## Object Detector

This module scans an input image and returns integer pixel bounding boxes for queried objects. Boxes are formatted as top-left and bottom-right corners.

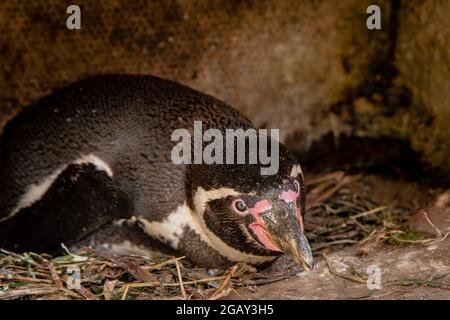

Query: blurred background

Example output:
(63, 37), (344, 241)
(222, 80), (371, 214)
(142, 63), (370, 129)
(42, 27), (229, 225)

(0, 0), (449, 179)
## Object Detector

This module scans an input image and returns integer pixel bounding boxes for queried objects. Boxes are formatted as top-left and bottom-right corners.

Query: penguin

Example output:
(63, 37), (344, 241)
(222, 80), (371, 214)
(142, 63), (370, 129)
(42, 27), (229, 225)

(0, 74), (314, 270)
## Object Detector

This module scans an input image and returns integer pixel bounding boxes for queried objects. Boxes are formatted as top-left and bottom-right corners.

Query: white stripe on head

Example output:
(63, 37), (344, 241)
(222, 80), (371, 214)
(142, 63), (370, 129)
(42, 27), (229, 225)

(193, 186), (240, 215)
(139, 199), (275, 265)
(290, 164), (303, 178)
(191, 187), (275, 264)
(190, 212), (275, 264)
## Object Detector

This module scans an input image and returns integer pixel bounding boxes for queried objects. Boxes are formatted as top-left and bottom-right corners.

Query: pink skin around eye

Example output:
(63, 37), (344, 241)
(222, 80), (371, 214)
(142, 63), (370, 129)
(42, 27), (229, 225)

(249, 223), (281, 252)
(247, 199), (282, 252)
(279, 189), (298, 202)
(235, 183), (305, 252)
(279, 183), (304, 232)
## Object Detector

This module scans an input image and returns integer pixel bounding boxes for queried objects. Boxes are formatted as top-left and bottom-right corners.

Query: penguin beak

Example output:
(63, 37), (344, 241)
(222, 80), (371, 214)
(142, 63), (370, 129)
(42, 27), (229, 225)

(261, 200), (314, 271)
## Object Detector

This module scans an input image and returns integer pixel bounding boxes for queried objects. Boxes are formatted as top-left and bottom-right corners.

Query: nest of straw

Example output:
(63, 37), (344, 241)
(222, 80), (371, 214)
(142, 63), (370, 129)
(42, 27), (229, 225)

(0, 172), (419, 300)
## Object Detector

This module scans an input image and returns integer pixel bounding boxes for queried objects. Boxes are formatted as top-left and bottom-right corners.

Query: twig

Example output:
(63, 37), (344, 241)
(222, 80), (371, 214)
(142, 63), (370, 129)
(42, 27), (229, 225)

(0, 274), (52, 284)
(209, 265), (238, 300)
(175, 259), (187, 299)
(103, 280), (117, 300)
(209, 288), (233, 300)
(348, 206), (387, 221)
(323, 254), (367, 284)
(305, 171), (345, 186)
(0, 287), (59, 300)
(48, 262), (63, 289)
(431, 271), (450, 281)
(115, 276), (227, 294)
(121, 285), (130, 300)
(0, 249), (43, 268)
(426, 232), (449, 245)
(144, 256), (185, 271)
(422, 211), (442, 237)
(307, 177), (354, 209)
(313, 239), (358, 251)
(86, 248), (157, 283)
(240, 271), (298, 286)
(390, 279), (450, 290)
(350, 291), (399, 300)
(164, 276), (226, 286)
(61, 275), (99, 300)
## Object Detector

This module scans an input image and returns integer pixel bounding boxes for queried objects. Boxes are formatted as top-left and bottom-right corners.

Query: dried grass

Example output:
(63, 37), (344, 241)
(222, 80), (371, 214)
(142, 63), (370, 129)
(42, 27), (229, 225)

(0, 171), (429, 300)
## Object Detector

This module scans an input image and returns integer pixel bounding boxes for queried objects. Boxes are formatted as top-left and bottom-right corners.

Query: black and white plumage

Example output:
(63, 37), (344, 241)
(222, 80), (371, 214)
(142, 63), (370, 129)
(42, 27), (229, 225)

(0, 75), (313, 269)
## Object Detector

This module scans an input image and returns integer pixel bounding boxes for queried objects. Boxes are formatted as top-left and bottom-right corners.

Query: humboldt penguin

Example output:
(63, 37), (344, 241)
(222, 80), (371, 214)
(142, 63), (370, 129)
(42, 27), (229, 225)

(0, 74), (314, 270)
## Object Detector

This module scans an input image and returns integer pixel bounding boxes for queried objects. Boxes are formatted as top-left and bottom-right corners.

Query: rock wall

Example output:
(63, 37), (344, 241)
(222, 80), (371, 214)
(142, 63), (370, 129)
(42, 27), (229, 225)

(0, 0), (448, 173)
(395, 0), (450, 172)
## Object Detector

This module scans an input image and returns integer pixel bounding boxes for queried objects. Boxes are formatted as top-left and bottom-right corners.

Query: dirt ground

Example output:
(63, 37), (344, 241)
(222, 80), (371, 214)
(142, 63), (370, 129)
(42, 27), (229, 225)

(230, 177), (450, 300)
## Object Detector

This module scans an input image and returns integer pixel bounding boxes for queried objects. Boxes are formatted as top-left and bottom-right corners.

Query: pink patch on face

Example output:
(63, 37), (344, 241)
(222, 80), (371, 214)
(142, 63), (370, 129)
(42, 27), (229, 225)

(249, 223), (282, 252)
(280, 188), (304, 232)
(249, 199), (271, 216)
(244, 196), (304, 252)
(246, 199), (281, 251)
(279, 190), (298, 202)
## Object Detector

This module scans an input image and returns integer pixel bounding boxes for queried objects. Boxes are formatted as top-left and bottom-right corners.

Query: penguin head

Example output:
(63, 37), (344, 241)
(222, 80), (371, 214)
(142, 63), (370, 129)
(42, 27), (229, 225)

(189, 143), (314, 271)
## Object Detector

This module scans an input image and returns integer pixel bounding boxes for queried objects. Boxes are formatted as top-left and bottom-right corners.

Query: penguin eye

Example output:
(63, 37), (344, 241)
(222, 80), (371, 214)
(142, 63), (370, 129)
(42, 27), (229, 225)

(293, 180), (300, 195)
(232, 199), (248, 214)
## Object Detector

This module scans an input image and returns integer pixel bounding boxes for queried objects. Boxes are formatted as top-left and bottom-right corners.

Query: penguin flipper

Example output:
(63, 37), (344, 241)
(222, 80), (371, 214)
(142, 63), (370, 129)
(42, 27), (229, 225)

(0, 163), (132, 254)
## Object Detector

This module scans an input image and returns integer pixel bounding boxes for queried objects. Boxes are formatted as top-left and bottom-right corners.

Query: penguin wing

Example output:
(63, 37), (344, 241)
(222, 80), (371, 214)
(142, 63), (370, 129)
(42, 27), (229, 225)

(0, 163), (132, 254)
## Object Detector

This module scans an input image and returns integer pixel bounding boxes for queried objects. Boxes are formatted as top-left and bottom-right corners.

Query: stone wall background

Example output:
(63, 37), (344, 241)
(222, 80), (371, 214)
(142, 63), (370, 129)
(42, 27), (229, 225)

(0, 0), (448, 173)
(395, 0), (450, 173)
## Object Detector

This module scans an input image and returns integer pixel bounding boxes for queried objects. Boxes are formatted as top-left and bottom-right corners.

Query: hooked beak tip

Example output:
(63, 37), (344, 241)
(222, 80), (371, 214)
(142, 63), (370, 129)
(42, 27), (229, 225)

(264, 228), (315, 271)
(287, 238), (315, 272)
(260, 199), (314, 271)
(298, 254), (314, 272)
